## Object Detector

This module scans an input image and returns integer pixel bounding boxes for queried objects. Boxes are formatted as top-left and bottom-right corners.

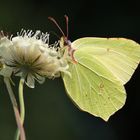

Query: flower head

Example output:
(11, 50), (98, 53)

(0, 30), (70, 88)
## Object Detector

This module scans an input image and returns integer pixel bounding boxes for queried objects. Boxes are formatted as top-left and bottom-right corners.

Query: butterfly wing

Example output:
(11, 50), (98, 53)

(62, 37), (140, 121)
(72, 37), (140, 85)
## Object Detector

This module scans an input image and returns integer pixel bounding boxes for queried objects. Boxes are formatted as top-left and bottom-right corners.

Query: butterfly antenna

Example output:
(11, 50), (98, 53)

(64, 15), (69, 38)
(48, 31), (60, 39)
(48, 16), (66, 37)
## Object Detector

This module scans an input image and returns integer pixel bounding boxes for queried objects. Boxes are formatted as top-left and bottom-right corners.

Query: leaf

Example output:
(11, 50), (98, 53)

(62, 37), (140, 121)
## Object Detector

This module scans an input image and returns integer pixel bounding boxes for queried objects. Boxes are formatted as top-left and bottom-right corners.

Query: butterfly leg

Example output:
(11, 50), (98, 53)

(68, 47), (77, 64)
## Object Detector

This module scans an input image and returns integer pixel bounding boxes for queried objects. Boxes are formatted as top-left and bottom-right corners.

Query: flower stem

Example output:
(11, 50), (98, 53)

(4, 77), (26, 140)
(15, 77), (25, 140)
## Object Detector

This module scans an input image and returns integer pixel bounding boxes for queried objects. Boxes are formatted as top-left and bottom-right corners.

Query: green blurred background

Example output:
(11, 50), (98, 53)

(0, 0), (140, 140)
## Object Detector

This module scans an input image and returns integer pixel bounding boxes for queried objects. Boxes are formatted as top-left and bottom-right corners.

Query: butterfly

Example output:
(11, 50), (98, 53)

(48, 15), (140, 121)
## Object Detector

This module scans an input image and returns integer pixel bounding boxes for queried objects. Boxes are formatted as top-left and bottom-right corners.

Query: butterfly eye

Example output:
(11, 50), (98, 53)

(66, 40), (72, 46)
(62, 36), (71, 46)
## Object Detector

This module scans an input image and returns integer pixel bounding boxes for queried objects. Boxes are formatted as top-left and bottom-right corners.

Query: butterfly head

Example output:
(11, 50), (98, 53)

(60, 36), (71, 47)
(48, 15), (77, 63)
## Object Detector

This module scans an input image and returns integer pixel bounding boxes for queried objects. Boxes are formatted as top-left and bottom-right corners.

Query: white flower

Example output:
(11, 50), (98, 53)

(0, 37), (13, 77)
(0, 30), (70, 88)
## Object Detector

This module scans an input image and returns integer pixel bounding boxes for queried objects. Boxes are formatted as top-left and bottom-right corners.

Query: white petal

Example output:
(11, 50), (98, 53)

(35, 74), (45, 84)
(0, 37), (12, 56)
(0, 66), (13, 77)
(26, 74), (35, 88)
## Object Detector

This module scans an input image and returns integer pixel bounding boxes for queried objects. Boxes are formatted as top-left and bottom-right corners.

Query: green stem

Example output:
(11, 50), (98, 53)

(4, 77), (26, 140)
(19, 77), (25, 125)
(15, 77), (25, 140)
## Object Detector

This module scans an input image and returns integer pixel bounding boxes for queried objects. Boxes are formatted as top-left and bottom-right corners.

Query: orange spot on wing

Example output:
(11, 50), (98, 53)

(99, 83), (104, 94)
(107, 48), (110, 52)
